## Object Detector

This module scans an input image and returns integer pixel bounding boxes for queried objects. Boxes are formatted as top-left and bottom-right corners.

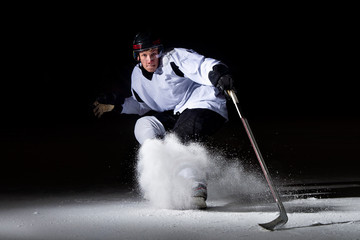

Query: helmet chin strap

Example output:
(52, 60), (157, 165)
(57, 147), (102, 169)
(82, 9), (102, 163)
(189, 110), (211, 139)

(133, 51), (139, 62)
(156, 48), (164, 59)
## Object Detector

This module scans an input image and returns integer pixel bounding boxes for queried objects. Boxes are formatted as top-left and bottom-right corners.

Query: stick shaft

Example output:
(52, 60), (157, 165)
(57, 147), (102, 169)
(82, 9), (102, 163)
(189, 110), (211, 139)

(228, 90), (287, 215)
(241, 117), (286, 212)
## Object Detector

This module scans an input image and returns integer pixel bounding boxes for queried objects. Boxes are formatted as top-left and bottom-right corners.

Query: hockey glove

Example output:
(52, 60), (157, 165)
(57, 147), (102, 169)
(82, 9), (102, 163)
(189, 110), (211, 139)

(208, 64), (234, 98)
(93, 92), (124, 117)
(216, 74), (234, 100)
(216, 74), (233, 94)
(93, 101), (115, 118)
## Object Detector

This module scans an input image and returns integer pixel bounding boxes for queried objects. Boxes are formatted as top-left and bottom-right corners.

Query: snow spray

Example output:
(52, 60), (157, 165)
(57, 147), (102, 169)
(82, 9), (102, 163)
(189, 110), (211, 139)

(136, 134), (267, 209)
(136, 134), (208, 209)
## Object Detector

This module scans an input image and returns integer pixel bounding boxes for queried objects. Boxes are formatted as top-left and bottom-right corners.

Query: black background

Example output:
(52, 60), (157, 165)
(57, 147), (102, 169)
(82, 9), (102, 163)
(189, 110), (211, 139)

(1, 4), (359, 192)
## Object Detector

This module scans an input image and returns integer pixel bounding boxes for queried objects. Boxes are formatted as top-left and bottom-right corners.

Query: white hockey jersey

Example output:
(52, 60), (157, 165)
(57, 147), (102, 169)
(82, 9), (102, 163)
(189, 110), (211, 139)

(121, 48), (228, 120)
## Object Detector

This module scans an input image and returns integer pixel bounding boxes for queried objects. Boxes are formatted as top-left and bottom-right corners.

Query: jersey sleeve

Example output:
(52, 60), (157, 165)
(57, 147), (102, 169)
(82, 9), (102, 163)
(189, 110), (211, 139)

(121, 96), (151, 116)
(170, 48), (223, 86)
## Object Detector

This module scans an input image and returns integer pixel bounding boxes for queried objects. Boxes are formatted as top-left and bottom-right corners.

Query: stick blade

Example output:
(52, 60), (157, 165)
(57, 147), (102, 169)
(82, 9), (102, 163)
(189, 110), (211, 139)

(259, 212), (288, 231)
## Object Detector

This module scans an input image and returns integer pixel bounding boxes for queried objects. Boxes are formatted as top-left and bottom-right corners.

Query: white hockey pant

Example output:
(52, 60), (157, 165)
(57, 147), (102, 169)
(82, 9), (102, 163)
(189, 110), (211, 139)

(134, 116), (166, 145)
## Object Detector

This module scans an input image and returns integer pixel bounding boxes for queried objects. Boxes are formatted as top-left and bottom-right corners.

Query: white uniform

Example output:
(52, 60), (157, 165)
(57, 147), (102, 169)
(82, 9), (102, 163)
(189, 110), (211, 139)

(121, 48), (228, 120)
(127, 48), (224, 203)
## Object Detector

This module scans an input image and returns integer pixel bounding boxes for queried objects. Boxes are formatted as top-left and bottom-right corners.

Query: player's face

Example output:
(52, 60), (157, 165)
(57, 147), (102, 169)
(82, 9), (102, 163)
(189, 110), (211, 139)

(138, 48), (159, 72)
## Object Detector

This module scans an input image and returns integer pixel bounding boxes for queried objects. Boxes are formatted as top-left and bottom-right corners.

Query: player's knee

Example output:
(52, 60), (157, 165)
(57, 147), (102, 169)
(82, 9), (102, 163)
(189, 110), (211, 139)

(134, 116), (165, 144)
(134, 117), (151, 144)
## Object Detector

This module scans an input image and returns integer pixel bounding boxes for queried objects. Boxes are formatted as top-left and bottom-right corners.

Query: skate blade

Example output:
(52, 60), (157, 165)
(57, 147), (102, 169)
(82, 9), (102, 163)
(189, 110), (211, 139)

(191, 197), (207, 210)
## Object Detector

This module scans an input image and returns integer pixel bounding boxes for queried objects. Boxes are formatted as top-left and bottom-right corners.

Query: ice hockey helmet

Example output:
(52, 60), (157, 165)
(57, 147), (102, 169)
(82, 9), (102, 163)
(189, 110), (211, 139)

(132, 32), (163, 61)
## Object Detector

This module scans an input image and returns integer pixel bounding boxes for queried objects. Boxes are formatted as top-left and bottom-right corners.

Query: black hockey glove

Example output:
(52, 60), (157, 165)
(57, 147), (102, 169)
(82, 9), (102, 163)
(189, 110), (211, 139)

(208, 64), (234, 98)
(216, 74), (233, 95)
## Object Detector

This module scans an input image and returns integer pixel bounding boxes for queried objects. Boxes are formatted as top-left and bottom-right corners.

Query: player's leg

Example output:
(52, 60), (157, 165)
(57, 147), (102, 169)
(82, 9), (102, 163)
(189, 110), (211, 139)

(172, 108), (226, 143)
(134, 116), (166, 144)
(134, 111), (178, 144)
(171, 109), (226, 208)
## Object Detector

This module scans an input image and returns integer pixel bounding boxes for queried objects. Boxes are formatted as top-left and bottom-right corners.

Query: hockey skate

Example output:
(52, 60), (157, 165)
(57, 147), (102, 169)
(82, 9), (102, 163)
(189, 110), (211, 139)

(191, 183), (207, 209)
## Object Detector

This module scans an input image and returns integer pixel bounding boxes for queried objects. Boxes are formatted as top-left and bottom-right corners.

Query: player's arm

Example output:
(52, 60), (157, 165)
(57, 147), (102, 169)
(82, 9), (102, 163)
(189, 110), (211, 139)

(172, 48), (234, 94)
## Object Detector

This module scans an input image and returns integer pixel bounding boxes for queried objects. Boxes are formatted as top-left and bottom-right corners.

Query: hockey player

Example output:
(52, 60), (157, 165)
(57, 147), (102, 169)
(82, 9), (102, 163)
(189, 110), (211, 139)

(93, 32), (234, 208)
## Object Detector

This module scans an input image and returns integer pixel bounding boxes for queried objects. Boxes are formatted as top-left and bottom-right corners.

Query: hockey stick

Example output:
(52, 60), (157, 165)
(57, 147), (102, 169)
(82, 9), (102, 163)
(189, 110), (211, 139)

(227, 90), (288, 231)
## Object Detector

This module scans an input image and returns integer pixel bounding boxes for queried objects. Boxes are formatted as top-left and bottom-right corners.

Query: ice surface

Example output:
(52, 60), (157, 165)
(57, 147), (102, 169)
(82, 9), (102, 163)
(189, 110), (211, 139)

(2, 132), (359, 239)
(0, 191), (359, 240)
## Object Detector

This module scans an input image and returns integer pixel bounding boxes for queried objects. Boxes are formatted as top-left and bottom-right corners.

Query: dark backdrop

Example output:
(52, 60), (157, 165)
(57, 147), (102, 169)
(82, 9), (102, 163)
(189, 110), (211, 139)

(1, 5), (358, 192)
